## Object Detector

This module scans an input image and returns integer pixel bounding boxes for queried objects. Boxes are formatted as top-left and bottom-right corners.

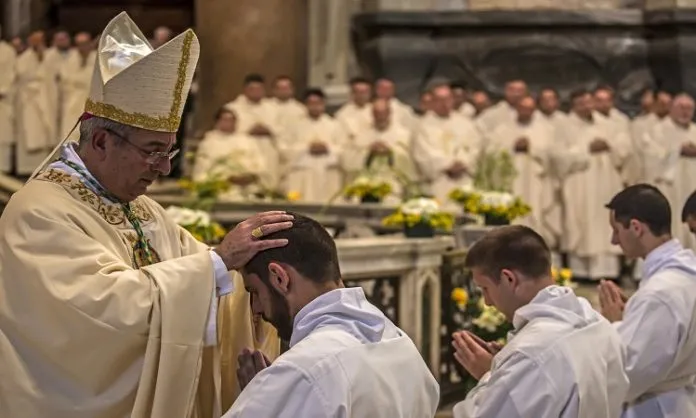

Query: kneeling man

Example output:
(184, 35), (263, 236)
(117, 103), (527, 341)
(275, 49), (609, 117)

(223, 214), (440, 417)
(453, 225), (629, 417)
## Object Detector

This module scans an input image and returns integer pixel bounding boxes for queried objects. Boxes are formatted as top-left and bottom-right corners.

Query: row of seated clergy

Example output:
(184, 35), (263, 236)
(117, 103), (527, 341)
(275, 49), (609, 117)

(196, 95), (417, 204)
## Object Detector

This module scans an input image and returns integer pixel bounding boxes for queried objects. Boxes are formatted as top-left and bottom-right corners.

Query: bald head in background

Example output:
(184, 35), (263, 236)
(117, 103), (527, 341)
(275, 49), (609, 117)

(27, 31), (47, 55)
(671, 93), (695, 127)
(471, 90), (492, 115)
(431, 85), (454, 118)
(655, 91), (673, 118)
(74, 32), (93, 56)
(52, 30), (71, 51)
(504, 80), (528, 106)
(151, 26), (172, 49)
(516, 96), (536, 124)
(593, 87), (615, 116)
(372, 98), (391, 130)
(11, 37), (26, 54)
(375, 78), (396, 100)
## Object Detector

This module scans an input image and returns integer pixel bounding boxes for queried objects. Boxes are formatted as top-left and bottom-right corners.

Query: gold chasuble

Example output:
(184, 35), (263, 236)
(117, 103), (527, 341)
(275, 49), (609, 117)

(0, 11), (279, 418)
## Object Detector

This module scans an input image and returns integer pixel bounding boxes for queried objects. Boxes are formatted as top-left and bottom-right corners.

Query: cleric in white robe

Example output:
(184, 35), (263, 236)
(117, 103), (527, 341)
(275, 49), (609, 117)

(223, 214), (440, 418)
(600, 184), (696, 418)
(453, 225), (629, 418)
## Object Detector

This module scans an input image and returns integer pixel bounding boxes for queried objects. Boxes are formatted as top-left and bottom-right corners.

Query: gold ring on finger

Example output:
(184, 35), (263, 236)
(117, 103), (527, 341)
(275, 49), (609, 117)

(251, 227), (264, 239)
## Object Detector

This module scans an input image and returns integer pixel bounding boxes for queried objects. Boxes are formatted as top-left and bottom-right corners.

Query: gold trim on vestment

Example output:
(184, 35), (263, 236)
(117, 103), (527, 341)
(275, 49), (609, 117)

(124, 233), (162, 267)
(83, 30), (195, 132)
(35, 169), (153, 227)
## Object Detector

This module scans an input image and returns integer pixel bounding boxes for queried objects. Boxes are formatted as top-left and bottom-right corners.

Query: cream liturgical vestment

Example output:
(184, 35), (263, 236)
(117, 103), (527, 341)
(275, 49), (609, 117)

(486, 117), (561, 247)
(0, 12), (279, 417)
(192, 129), (270, 200)
(476, 101), (515, 135)
(266, 97), (305, 135)
(0, 40), (16, 172)
(555, 112), (627, 279)
(59, 50), (96, 140)
(15, 48), (58, 175)
(412, 112), (483, 204)
(279, 113), (345, 203)
(335, 101), (372, 138)
(225, 96), (280, 187)
(646, 118), (696, 250)
(341, 122), (415, 201)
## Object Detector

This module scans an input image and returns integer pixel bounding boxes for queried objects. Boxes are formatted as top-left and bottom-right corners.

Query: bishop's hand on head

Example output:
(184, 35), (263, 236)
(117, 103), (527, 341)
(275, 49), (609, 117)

(214, 211), (294, 271)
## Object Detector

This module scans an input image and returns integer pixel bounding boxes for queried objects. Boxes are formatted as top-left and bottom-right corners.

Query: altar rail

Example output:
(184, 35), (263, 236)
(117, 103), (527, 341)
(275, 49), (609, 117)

(153, 193), (477, 236)
(337, 236), (454, 381)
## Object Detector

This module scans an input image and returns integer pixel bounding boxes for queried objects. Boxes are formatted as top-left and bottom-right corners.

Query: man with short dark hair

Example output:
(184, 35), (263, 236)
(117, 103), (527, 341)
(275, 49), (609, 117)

(452, 225), (628, 417)
(600, 184), (696, 417)
(223, 214), (440, 417)
(682, 189), (696, 236)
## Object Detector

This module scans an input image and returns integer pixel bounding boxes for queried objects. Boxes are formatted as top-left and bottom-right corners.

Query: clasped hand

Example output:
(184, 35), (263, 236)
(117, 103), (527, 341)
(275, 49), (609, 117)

(598, 279), (627, 322)
(452, 330), (502, 380)
(445, 161), (467, 179)
(237, 348), (271, 391)
(514, 137), (529, 153)
(589, 138), (610, 153)
(309, 141), (329, 156)
(680, 142), (696, 158)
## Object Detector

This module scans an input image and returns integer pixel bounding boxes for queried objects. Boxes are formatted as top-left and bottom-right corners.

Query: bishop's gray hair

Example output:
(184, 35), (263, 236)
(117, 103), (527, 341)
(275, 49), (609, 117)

(78, 116), (134, 149)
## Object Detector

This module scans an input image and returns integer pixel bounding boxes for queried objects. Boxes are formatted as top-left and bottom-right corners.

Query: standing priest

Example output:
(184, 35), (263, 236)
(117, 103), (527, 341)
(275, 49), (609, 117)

(0, 12), (290, 418)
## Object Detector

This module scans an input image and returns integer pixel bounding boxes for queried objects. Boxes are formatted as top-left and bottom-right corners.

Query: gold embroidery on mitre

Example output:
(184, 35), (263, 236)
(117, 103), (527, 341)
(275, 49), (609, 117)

(124, 233), (161, 268)
(83, 30), (195, 132)
(35, 169), (154, 227)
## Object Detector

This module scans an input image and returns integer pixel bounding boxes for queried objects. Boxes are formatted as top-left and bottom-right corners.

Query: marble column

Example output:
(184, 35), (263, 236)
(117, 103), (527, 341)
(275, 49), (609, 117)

(194, 0), (308, 130)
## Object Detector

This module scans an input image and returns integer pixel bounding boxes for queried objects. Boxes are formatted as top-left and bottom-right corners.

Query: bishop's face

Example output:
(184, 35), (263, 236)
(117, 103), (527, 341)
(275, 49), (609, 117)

(93, 127), (176, 202)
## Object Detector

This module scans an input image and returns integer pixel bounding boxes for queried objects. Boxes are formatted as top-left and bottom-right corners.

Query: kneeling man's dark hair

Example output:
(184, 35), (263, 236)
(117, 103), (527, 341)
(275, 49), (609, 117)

(245, 213), (341, 285)
(605, 184), (671, 236)
(464, 225), (551, 282)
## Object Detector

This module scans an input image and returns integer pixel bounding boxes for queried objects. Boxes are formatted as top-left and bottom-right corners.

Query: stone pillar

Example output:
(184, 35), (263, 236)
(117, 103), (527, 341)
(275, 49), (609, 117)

(194, 0), (308, 130)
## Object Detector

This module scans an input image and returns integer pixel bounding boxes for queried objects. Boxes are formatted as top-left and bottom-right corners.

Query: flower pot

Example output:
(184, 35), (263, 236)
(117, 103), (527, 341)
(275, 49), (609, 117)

(484, 213), (510, 226)
(361, 194), (381, 204)
(404, 222), (435, 238)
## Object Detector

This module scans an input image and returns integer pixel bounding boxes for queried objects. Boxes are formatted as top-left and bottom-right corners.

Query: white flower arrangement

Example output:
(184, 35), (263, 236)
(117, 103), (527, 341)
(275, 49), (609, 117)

(165, 206), (211, 227)
(401, 197), (442, 216)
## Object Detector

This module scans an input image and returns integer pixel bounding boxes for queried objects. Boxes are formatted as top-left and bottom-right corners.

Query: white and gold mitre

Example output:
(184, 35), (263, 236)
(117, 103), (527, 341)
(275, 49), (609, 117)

(84, 11), (200, 133)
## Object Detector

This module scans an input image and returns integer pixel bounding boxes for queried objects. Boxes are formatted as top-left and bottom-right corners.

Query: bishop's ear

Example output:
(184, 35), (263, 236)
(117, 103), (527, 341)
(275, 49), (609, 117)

(90, 128), (110, 160)
(267, 262), (291, 294)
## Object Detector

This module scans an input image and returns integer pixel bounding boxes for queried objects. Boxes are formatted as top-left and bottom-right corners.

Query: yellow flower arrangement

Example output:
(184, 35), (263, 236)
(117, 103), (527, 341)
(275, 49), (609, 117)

(177, 177), (229, 200)
(343, 174), (392, 201)
(381, 197), (455, 231)
(287, 190), (302, 202)
(551, 266), (576, 288)
(451, 287), (469, 309)
(449, 187), (531, 223)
